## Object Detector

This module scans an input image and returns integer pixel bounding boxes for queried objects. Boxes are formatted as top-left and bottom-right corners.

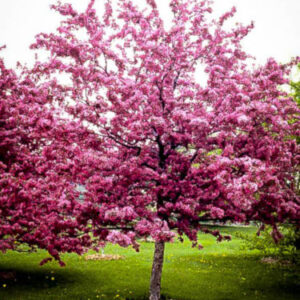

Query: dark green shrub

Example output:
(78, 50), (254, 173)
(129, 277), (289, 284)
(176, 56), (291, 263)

(235, 224), (300, 263)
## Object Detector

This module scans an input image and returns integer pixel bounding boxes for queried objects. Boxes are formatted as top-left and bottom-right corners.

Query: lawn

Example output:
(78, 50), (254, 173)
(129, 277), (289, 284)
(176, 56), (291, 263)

(0, 226), (299, 300)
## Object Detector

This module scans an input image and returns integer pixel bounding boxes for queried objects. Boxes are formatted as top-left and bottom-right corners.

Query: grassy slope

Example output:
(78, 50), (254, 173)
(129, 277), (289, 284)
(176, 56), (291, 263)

(0, 226), (299, 300)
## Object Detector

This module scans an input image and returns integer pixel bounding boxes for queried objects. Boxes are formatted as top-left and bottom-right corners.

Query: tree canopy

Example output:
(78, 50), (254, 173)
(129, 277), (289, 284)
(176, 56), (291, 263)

(0, 1), (299, 299)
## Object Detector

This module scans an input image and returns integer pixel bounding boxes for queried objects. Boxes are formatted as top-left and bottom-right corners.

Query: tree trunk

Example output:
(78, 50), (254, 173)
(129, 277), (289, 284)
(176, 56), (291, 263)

(149, 241), (165, 300)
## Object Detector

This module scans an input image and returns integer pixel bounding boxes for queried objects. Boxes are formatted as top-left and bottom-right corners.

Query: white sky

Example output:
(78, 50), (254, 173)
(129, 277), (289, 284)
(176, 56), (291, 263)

(0, 0), (299, 69)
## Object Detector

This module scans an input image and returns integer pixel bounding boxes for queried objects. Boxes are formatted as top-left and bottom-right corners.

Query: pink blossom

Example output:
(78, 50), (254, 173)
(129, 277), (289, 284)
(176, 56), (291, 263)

(106, 231), (132, 247)
(210, 207), (225, 219)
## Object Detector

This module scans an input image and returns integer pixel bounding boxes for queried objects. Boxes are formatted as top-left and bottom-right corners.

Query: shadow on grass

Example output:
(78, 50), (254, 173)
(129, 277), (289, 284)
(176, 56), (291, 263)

(0, 265), (81, 290)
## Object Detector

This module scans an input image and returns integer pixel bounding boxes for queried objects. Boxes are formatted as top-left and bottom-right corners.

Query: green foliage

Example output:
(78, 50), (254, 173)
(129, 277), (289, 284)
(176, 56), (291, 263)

(206, 148), (223, 156)
(235, 225), (300, 263)
(290, 64), (300, 107)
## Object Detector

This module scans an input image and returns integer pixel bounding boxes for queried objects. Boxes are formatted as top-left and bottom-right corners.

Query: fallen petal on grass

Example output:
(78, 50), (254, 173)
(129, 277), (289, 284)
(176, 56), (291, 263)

(84, 254), (125, 261)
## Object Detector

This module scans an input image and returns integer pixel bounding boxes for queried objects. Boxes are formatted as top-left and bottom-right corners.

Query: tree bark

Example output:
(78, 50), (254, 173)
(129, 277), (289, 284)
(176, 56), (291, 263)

(149, 241), (165, 300)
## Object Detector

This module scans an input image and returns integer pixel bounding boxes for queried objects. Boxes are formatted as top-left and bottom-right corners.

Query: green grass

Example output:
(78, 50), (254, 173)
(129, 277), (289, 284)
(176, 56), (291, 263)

(0, 226), (299, 300)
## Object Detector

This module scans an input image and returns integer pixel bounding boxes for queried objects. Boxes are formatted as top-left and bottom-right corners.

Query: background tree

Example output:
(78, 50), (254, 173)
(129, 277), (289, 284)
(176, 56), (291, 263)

(290, 64), (300, 249)
(1, 0), (299, 299)
(291, 64), (300, 107)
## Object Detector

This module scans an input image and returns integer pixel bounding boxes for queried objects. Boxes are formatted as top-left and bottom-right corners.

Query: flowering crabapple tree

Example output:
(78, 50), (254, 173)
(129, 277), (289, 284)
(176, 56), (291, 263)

(5, 0), (300, 299)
